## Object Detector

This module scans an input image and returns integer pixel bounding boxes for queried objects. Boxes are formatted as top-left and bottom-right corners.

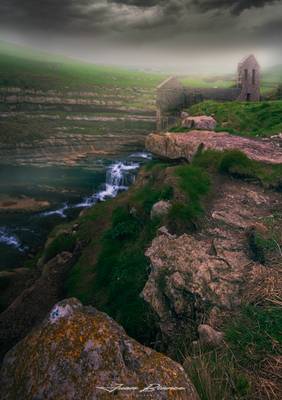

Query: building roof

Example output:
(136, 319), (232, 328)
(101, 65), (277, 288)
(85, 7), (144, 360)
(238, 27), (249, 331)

(157, 76), (182, 90)
(238, 54), (259, 67)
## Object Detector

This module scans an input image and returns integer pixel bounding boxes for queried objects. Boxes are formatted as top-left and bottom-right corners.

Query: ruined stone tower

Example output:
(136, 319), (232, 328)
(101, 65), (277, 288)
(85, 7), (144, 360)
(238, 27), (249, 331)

(237, 54), (260, 101)
(156, 55), (261, 130)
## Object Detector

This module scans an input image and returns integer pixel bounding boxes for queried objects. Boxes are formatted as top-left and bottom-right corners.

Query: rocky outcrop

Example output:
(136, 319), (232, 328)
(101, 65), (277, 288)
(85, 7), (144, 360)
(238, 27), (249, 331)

(0, 298), (199, 400)
(151, 200), (171, 219)
(0, 130), (149, 166)
(0, 87), (155, 112)
(142, 180), (281, 339)
(181, 116), (216, 130)
(146, 130), (282, 164)
(0, 196), (50, 212)
(0, 251), (78, 362)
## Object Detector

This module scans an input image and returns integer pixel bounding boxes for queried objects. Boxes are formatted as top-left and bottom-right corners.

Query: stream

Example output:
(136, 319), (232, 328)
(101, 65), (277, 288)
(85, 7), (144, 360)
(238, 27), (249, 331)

(0, 151), (152, 270)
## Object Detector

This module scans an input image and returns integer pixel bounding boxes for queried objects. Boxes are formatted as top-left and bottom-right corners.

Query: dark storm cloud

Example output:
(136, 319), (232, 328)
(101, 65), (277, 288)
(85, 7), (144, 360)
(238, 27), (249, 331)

(192, 0), (278, 15)
(0, 0), (279, 32)
(111, 0), (279, 14)
(0, 0), (281, 69)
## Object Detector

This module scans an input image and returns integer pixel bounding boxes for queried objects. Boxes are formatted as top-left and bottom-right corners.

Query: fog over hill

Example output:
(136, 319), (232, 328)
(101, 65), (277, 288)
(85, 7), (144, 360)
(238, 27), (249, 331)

(0, 0), (281, 72)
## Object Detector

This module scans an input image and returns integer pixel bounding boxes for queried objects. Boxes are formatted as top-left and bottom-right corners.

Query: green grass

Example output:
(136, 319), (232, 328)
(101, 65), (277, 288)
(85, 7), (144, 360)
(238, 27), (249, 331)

(188, 100), (282, 137)
(0, 41), (163, 91)
(91, 203), (160, 343)
(167, 165), (211, 233)
(65, 172), (172, 344)
(225, 305), (282, 369)
(184, 349), (250, 400)
(44, 233), (76, 262)
(180, 74), (234, 89)
(193, 149), (282, 190)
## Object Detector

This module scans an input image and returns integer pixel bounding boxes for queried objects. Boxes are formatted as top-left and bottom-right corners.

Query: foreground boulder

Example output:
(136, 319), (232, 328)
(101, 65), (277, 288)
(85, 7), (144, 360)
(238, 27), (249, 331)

(0, 298), (198, 400)
(181, 115), (216, 130)
(146, 130), (282, 164)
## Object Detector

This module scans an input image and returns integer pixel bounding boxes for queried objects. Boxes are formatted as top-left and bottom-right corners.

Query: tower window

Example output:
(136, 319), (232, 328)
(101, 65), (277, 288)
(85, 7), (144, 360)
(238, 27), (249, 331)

(244, 69), (248, 80)
(252, 69), (256, 84)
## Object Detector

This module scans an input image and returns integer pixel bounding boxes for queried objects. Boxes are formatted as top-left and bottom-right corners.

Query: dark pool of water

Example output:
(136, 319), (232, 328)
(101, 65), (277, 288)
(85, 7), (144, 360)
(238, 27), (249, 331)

(0, 152), (152, 270)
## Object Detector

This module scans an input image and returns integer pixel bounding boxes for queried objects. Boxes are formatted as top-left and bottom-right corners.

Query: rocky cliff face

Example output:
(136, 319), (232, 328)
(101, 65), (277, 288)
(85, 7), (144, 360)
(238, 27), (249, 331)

(0, 87), (155, 112)
(0, 87), (156, 166)
(146, 130), (282, 164)
(0, 251), (78, 361)
(142, 179), (281, 339)
(0, 129), (154, 166)
(0, 298), (198, 400)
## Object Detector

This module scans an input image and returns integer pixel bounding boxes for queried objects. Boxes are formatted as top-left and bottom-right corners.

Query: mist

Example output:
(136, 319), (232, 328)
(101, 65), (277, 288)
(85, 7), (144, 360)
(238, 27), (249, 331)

(0, 0), (281, 73)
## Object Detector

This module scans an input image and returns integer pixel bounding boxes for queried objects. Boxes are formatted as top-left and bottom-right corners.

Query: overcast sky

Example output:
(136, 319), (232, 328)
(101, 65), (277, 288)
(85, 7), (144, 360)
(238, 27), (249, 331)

(0, 0), (281, 73)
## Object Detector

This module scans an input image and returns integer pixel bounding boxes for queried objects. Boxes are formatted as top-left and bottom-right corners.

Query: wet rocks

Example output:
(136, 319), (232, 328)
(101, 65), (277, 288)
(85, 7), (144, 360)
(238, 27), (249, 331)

(0, 298), (199, 400)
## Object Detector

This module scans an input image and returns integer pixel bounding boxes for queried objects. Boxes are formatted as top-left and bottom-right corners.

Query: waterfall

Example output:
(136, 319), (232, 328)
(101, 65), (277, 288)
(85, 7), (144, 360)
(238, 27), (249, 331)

(1, 152), (152, 255)
(0, 227), (24, 251)
(41, 203), (69, 218)
(76, 161), (139, 207)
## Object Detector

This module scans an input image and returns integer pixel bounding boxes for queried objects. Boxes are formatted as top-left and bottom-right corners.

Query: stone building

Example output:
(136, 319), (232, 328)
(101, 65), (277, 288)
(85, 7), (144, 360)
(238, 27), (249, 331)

(156, 54), (260, 130)
(237, 54), (260, 101)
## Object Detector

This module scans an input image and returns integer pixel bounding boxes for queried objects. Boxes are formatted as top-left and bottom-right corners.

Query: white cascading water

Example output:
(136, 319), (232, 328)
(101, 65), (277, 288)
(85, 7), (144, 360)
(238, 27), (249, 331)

(76, 161), (140, 207)
(0, 227), (24, 251)
(41, 203), (69, 218)
(2, 152), (152, 251)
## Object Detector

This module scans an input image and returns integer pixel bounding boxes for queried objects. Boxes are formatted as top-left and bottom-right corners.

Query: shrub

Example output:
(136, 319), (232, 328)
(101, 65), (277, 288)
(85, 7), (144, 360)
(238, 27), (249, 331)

(105, 207), (140, 241)
(193, 149), (222, 172)
(218, 150), (252, 175)
(218, 150), (282, 189)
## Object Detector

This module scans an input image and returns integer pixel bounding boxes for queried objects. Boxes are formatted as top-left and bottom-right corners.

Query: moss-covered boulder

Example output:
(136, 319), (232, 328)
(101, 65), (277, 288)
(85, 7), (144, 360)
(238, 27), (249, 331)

(0, 298), (199, 400)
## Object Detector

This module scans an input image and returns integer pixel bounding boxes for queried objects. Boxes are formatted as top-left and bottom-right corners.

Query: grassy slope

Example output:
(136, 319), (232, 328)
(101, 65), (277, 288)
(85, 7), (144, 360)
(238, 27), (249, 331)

(187, 100), (282, 137)
(1, 41), (280, 93)
(42, 150), (281, 399)
(0, 41), (164, 91)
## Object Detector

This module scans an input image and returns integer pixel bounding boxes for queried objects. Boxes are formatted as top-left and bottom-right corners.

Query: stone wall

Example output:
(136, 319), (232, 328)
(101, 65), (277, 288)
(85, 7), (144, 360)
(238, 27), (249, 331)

(156, 77), (184, 113)
(184, 87), (241, 107)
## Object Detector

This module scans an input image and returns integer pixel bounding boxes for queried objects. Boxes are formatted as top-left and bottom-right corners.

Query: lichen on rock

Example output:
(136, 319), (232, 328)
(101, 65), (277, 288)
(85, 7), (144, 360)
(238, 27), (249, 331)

(0, 298), (199, 400)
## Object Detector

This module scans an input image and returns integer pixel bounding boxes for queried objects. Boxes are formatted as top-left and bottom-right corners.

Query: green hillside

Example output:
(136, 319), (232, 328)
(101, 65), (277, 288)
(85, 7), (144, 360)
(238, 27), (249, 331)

(0, 41), (164, 91)
(263, 64), (282, 83)
(1, 41), (281, 94)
